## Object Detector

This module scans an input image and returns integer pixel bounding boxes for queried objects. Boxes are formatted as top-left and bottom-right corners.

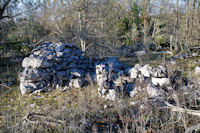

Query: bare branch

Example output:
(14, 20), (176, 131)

(24, 112), (65, 127)
(0, 84), (13, 90)
(165, 102), (200, 117)
(2, 0), (12, 11)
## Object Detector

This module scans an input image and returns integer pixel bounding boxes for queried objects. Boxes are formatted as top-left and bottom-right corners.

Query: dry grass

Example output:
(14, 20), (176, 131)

(0, 80), (199, 133)
(0, 55), (200, 132)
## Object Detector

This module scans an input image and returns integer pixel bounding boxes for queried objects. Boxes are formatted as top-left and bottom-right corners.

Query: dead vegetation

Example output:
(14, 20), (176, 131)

(0, 72), (200, 133)
(0, 54), (200, 133)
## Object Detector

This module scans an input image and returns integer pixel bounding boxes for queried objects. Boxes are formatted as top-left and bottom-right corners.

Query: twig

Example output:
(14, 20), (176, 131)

(33, 39), (43, 47)
(165, 102), (200, 117)
(0, 84), (13, 90)
(0, 84), (15, 97)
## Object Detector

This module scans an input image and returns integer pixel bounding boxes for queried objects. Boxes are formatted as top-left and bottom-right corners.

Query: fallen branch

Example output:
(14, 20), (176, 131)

(24, 112), (65, 127)
(33, 39), (44, 47)
(185, 124), (200, 133)
(8, 112), (66, 130)
(165, 102), (200, 117)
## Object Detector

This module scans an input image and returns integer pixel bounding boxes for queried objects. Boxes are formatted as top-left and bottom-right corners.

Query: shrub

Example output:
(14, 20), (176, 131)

(20, 45), (31, 55)
(155, 35), (169, 48)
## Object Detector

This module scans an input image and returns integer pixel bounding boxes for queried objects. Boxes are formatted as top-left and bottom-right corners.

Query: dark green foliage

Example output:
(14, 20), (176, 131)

(117, 1), (142, 45)
(155, 35), (170, 47)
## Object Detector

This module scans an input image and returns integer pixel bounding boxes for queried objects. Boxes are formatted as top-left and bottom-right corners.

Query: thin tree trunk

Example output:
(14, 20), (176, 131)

(151, 19), (156, 40)
(175, 0), (179, 52)
(78, 11), (86, 52)
(170, 35), (173, 55)
(101, 18), (104, 45)
(180, 41), (184, 53)
(189, 0), (195, 41)
(195, 0), (199, 23)
(185, 0), (191, 53)
(142, 0), (149, 44)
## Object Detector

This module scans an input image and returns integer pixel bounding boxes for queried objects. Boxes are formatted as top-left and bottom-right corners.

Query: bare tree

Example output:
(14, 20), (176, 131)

(142, 0), (150, 44)
(0, 0), (12, 20)
(185, 0), (191, 53)
(174, 0), (179, 52)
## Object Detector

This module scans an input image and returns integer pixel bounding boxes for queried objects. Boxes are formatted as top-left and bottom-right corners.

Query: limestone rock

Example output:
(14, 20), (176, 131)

(20, 82), (46, 95)
(56, 52), (63, 57)
(139, 64), (152, 77)
(151, 65), (167, 78)
(195, 66), (200, 74)
(69, 78), (84, 88)
(96, 64), (107, 87)
(147, 83), (164, 98)
(192, 53), (198, 57)
(55, 43), (66, 52)
(22, 57), (52, 68)
(129, 67), (139, 79)
(98, 87), (107, 96)
(135, 50), (146, 56)
(134, 64), (142, 70)
(151, 77), (170, 86)
(20, 68), (50, 82)
(105, 89), (117, 101)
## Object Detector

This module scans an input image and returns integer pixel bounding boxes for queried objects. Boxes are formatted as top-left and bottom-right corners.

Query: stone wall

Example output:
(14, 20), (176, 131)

(19, 42), (188, 102)
(19, 42), (126, 95)
(95, 63), (171, 101)
(19, 42), (94, 95)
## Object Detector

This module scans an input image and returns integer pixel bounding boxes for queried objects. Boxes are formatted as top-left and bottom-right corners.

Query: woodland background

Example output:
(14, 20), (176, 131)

(0, 0), (199, 56)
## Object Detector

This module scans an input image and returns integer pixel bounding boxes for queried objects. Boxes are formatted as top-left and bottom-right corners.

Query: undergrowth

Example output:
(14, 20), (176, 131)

(0, 82), (200, 133)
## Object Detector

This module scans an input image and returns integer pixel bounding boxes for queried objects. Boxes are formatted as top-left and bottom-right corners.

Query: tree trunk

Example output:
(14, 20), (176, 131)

(78, 11), (86, 52)
(195, 0), (199, 23)
(174, 0), (179, 52)
(0, 0), (12, 20)
(151, 19), (156, 40)
(101, 20), (104, 45)
(189, 0), (195, 41)
(185, 0), (191, 53)
(142, 0), (149, 44)
(170, 35), (173, 55)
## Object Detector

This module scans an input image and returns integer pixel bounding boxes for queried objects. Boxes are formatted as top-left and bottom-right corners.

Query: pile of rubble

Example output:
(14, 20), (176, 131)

(96, 63), (171, 101)
(19, 42), (94, 95)
(19, 42), (192, 102)
(19, 42), (127, 96)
